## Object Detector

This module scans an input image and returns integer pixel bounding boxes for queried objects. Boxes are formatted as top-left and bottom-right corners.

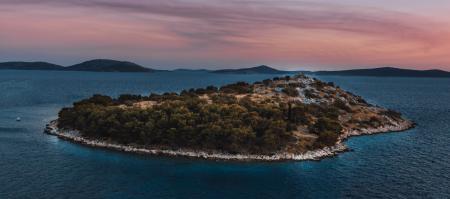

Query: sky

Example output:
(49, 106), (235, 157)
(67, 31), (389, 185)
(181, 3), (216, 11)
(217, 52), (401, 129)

(1, 0), (450, 70)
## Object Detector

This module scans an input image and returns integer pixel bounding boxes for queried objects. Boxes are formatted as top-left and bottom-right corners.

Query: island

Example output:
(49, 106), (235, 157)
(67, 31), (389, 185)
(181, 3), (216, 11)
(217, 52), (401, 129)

(3, 59), (450, 77)
(313, 67), (450, 77)
(0, 59), (155, 73)
(0, 61), (64, 70)
(45, 74), (414, 161)
(213, 65), (289, 74)
(66, 59), (154, 72)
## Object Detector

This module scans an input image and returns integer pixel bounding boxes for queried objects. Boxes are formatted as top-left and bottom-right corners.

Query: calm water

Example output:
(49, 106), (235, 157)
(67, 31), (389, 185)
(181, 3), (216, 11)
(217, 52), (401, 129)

(0, 70), (449, 199)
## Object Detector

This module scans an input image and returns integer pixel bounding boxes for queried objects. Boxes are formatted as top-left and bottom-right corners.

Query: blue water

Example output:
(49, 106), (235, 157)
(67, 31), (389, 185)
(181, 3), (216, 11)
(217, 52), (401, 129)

(0, 71), (449, 199)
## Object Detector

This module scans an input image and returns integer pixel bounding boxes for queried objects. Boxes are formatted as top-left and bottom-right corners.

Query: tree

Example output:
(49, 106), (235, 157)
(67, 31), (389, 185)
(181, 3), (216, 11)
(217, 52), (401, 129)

(315, 131), (339, 148)
(75, 94), (113, 106)
(310, 117), (342, 134)
(282, 87), (299, 97)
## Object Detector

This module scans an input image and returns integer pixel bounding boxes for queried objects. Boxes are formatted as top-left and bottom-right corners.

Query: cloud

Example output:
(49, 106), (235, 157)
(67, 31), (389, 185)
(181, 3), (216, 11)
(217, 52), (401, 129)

(1, 0), (440, 44)
(1, 0), (449, 69)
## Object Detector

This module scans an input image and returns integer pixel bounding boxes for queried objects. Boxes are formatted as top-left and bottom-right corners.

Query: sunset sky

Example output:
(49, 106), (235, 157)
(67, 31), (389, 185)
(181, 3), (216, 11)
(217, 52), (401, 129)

(1, 0), (450, 70)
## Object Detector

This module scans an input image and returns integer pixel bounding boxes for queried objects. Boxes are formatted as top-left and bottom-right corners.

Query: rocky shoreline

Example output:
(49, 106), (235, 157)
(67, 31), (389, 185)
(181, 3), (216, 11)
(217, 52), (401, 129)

(44, 119), (414, 162)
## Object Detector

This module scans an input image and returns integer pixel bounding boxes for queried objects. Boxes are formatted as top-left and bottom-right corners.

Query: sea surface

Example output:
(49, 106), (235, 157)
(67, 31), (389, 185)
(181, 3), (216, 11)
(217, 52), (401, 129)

(0, 70), (449, 199)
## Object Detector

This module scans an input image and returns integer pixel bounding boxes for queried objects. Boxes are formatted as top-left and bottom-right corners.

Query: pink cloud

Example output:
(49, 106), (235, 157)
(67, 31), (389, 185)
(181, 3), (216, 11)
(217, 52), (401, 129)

(1, 0), (449, 70)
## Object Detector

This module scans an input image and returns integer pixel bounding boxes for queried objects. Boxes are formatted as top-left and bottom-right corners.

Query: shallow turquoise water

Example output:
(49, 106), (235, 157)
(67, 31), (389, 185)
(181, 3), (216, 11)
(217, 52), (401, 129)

(0, 70), (449, 198)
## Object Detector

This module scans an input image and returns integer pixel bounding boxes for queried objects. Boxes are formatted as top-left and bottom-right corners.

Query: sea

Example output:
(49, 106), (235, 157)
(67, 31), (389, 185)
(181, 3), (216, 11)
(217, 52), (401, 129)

(0, 70), (449, 199)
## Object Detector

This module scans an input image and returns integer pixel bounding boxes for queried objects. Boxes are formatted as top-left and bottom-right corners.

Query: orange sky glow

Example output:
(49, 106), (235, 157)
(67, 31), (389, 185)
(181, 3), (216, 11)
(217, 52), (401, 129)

(1, 0), (450, 70)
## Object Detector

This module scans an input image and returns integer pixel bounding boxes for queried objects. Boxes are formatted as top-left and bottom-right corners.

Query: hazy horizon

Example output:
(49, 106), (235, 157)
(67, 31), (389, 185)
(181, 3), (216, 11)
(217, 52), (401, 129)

(1, 0), (450, 71)
(2, 58), (450, 72)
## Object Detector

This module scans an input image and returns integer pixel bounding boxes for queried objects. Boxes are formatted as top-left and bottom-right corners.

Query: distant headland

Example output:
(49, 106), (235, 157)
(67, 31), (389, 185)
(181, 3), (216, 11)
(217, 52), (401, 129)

(212, 65), (288, 74)
(1, 59), (450, 77)
(312, 67), (450, 78)
(0, 59), (153, 72)
(45, 74), (414, 161)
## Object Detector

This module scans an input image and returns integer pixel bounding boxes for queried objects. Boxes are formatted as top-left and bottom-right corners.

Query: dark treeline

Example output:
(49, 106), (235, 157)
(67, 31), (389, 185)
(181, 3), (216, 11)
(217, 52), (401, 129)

(58, 77), (350, 154)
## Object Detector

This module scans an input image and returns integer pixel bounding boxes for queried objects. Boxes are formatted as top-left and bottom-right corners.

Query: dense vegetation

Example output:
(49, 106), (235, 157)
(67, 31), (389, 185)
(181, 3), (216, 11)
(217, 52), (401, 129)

(57, 77), (373, 154)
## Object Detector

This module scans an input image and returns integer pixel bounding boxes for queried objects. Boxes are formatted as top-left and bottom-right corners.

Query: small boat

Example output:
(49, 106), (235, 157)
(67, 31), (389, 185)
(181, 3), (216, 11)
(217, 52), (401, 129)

(16, 117), (21, 122)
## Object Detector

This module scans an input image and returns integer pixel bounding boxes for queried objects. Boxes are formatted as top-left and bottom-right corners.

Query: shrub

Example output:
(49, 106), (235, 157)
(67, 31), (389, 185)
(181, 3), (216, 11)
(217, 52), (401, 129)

(310, 117), (342, 134)
(74, 94), (113, 106)
(304, 89), (317, 99)
(220, 82), (252, 94)
(118, 94), (143, 103)
(333, 99), (352, 112)
(282, 87), (299, 97)
(314, 131), (339, 148)
(262, 79), (273, 86)
(383, 109), (402, 120)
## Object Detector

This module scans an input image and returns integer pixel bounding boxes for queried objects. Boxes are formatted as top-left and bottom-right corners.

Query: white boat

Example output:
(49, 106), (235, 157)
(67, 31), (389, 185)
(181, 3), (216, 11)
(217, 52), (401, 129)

(16, 117), (21, 122)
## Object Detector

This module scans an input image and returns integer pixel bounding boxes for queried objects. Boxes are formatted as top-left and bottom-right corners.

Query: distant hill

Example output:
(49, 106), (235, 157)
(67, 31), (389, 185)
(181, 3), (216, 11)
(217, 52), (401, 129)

(314, 67), (450, 77)
(0, 62), (64, 70)
(66, 59), (153, 72)
(173, 69), (211, 72)
(0, 59), (154, 72)
(3, 61), (448, 77)
(213, 65), (288, 74)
